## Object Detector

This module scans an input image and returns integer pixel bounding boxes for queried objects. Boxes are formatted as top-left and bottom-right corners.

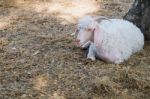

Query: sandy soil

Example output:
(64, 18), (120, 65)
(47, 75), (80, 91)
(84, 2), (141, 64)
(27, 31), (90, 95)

(0, 0), (150, 99)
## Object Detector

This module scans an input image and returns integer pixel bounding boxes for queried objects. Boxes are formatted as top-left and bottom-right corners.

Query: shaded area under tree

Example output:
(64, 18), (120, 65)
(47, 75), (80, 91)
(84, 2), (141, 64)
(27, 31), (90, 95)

(124, 0), (150, 40)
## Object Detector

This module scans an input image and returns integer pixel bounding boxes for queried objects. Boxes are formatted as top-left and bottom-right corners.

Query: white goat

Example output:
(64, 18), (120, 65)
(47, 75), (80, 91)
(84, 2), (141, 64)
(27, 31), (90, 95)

(75, 16), (144, 64)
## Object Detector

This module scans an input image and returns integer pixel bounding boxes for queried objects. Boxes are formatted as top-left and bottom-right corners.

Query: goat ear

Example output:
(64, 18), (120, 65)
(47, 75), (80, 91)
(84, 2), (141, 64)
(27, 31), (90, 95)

(91, 27), (100, 42)
(93, 26), (101, 34)
(92, 26), (103, 44)
(92, 28), (96, 33)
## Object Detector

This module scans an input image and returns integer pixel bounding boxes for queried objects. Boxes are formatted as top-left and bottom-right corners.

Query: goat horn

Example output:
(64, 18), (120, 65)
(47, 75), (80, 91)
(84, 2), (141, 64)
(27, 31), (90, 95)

(91, 16), (111, 23)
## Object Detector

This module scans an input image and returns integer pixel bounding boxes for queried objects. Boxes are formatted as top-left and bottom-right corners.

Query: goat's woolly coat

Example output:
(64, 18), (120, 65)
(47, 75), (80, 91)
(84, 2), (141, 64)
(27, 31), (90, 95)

(98, 19), (144, 62)
(77, 16), (144, 63)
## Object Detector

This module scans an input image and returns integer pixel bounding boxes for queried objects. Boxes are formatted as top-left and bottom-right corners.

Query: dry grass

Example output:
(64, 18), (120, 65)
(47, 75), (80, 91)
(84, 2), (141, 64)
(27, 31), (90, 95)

(0, 0), (150, 99)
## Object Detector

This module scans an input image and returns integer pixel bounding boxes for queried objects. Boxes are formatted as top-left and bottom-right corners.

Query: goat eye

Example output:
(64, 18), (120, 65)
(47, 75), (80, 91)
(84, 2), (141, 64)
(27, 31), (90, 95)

(87, 28), (92, 32)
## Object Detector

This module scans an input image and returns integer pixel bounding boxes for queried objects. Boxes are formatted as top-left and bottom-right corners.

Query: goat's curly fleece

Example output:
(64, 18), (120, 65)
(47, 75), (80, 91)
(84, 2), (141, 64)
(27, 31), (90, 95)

(78, 16), (144, 63)
(96, 19), (144, 62)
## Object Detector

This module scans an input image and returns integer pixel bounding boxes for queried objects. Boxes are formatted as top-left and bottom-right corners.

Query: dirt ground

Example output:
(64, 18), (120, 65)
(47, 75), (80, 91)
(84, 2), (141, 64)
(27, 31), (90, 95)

(0, 0), (150, 99)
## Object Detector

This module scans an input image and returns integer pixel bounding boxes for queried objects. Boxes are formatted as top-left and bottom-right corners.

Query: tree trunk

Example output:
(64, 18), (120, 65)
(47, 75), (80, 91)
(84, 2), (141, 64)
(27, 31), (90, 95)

(124, 0), (150, 40)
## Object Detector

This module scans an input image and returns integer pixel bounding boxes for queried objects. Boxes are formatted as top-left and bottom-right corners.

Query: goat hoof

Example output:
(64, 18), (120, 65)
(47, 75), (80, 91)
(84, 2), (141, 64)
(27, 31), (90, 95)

(87, 56), (96, 61)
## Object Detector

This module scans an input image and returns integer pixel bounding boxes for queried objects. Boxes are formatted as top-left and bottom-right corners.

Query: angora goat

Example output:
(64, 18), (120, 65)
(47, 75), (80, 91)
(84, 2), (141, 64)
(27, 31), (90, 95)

(75, 16), (144, 64)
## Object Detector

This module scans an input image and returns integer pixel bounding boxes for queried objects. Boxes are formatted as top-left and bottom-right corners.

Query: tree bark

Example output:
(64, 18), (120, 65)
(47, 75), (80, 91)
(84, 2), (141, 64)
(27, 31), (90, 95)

(124, 0), (150, 40)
